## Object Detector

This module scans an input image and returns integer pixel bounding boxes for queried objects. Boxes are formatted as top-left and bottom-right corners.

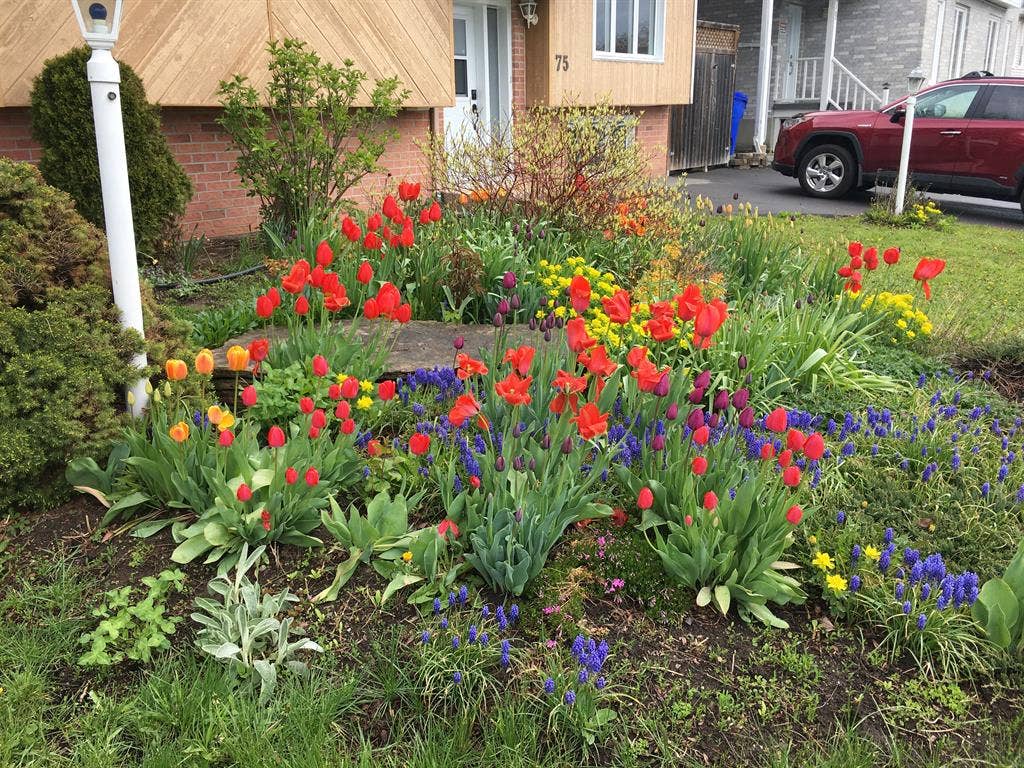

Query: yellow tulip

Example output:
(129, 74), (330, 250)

(218, 412), (235, 431)
(225, 345), (250, 372)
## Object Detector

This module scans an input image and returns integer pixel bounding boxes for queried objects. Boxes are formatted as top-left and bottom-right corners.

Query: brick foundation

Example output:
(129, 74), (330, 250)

(0, 106), (437, 238)
(634, 106), (671, 178)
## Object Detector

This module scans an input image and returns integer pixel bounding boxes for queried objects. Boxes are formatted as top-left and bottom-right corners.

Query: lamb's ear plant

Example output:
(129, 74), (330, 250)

(191, 544), (322, 704)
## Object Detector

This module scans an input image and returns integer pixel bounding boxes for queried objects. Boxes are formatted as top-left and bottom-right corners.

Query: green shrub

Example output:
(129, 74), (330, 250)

(30, 46), (192, 254)
(0, 159), (144, 511)
(218, 38), (407, 228)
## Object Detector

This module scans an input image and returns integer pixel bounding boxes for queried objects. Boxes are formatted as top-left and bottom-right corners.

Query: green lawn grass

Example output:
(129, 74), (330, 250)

(771, 215), (1024, 357)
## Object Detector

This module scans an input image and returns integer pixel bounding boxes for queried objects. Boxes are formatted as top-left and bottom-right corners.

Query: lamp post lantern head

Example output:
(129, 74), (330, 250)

(518, 1), (538, 27)
(71, 0), (123, 50)
(907, 67), (926, 94)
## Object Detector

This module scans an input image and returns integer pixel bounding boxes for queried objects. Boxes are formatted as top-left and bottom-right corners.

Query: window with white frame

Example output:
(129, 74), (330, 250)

(594, 0), (665, 60)
(984, 16), (1000, 71)
(949, 5), (970, 78)
(1017, 19), (1024, 67)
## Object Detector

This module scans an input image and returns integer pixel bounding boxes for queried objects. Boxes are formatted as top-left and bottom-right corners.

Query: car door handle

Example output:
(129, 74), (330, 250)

(939, 130), (962, 136)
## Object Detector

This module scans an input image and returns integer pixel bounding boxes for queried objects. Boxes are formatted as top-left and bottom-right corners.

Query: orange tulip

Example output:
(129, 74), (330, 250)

(226, 345), (250, 372)
(165, 359), (188, 381)
(194, 349), (215, 375)
(168, 421), (190, 442)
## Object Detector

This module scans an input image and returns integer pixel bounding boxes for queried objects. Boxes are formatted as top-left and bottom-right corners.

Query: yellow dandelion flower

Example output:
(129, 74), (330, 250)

(864, 545), (881, 561)
(811, 552), (835, 571)
(826, 574), (848, 592)
(356, 395), (373, 410)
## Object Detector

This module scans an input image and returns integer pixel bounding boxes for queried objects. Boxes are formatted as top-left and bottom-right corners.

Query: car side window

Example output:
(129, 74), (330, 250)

(977, 86), (1024, 121)
(913, 85), (981, 119)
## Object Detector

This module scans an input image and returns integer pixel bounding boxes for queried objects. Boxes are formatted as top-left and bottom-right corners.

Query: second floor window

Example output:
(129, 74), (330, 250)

(594, 0), (665, 60)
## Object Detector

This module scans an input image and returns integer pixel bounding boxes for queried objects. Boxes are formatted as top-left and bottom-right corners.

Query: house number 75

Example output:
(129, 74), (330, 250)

(554, 54), (569, 71)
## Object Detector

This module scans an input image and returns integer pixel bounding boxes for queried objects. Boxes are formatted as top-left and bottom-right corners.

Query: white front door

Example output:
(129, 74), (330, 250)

(444, 2), (512, 149)
(782, 3), (803, 101)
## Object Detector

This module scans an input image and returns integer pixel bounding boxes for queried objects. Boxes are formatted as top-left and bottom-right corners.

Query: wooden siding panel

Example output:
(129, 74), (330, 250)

(0, 0), (452, 108)
(542, 0), (696, 106)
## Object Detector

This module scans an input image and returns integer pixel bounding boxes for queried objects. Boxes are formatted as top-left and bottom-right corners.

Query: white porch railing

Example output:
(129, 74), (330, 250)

(774, 56), (883, 111)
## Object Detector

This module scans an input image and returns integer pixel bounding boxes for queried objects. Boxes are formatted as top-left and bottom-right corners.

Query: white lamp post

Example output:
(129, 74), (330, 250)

(70, 0), (148, 417)
(893, 67), (927, 216)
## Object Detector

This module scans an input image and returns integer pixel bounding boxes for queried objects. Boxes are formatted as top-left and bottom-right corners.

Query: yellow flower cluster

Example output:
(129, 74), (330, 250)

(861, 292), (933, 344)
(812, 551), (848, 593)
(912, 200), (942, 225)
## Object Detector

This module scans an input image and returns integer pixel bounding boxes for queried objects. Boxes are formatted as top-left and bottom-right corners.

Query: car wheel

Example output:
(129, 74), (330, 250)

(797, 144), (857, 199)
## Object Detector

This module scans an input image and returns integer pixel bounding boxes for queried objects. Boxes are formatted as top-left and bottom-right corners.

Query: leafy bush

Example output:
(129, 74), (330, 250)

(192, 545), (322, 704)
(30, 46), (192, 253)
(0, 159), (145, 511)
(78, 569), (186, 666)
(427, 102), (682, 235)
(218, 38), (407, 228)
(974, 539), (1024, 654)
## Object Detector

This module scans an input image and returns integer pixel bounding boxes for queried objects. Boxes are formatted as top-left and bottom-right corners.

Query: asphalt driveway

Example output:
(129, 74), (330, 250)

(674, 167), (1023, 229)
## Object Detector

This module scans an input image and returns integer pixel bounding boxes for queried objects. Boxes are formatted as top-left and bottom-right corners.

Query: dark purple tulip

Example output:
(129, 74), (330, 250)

(555, 316), (564, 329)
(654, 374), (671, 398)
(512, 223), (520, 235)
(538, 229), (546, 239)
(510, 294), (521, 310)
(529, 317), (538, 331)
(737, 354), (748, 371)
(493, 313), (504, 327)
(708, 413), (721, 428)
(713, 389), (730, 412)
(666, 403), (679, 421)
(652, 434), (666, 451)
(544, 329), (552, 342)
(694, 370), (711, 390)
(497, 299), (510, 315)
(688, 387), (706, 405)
(513, 422), (524, 437)
(744, 373), (752, 385)
(513, 456), (525, 471)
(561, 436), (574, 454)
(541, 434), (551, 450)
(515, 508), (523, 522)
(528, 457), (537, 471)
(731, 388), (749, 409)
(453, 336), (465, 350)
(738, 406), (754, 428)
(502, 271), (517, 289)
(495, 456), (506, 472)
(687, 408), (705, 431)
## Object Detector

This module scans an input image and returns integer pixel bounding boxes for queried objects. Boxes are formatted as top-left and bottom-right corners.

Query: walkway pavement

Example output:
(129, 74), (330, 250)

(673, 167), (1022, 229)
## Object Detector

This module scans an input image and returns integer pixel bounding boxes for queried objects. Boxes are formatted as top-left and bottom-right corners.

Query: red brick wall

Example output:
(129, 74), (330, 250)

(0, 105), (436, 238)
(634, 106), (671, 178)
(511, 12), (527, 111)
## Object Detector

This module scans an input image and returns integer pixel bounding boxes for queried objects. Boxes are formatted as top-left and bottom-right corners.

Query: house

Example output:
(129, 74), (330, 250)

(697, 0), (1024, 153)
(0, 0), (697, 238)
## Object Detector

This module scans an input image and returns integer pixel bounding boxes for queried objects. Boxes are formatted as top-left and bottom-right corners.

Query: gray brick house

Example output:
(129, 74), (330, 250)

(698, 0), (1024, 152)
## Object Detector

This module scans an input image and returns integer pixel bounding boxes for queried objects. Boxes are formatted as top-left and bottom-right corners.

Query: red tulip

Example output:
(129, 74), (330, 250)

(256, 294), (274, 318)
(241, 385), (258, 407)
(760, 443), (776, 460)
(692, 456), (708, 475)
(248, 338), (269, 363)
(363, 298), (380, 319)
(569, 275), (591, 314)
(295, 295), (310, 316)
(312, 354), (329, 377)
(503, 345), (536, 376)
(803, 432), (825, 461)
(786, 429), (806, 452)
(367, 212), (382, 231)
(469, 475), (481, 489)
(236, 483), (252, 502)
(267, 287), (281, 307)
(357, 261), (373, 285)
(335, 401), (351, 419)
(376, 283), (401, 316)
(285, 466), (298, 484)
(778, 449), (793, 468)
(311, 409), (327, 429)
(638, 487), (654, 510)
(703, 491), (718, 511)
(315, 240), (333, 267)
(219, 430), (234, 447)
(692, 298), (728, 349)
(409, 432), (431, 455)
(782, 466), (801, 487)
(913, 258), (946, 300)
(864, 247), (878, 270)
(495, 372), (533, 406)
(419, 208), (430, 225)
(570, 402), (609, 439)
(883, 247), (900, 265)
(601, 289), (633, 324)
(363, 232), (382, 250)
(398, 180), (421, 201)
(565, 317), (597, 353)
(340, 418), (355, 435)
(692, 425), (710, 445)
(305, 467), (320, 487)
(340, 377), (360, 399)
(765, 407), (788, 433)
(848, 242), (863, 258)
(438, 519), (459, 539)
(382, 194), (401, 222)
(786, 504), (803, 524)
(267, 426), (286, 448)
(378, 380), (396, 401)
(399, 225), (414, 248)
(675, 284), (704, 321)
(394, 303), (412, 323)
(428, 200), (442, 222)
(299, 397), (315, 414)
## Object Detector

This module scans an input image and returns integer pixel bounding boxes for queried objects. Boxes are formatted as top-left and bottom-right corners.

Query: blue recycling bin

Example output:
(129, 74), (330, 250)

(730, 91), (748, 155)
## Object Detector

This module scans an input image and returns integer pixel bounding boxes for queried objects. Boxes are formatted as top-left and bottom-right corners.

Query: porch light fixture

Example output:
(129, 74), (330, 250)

(893, 68), (928, 217)
(71, 0), (149, 416)
(518, 1), (538, 28)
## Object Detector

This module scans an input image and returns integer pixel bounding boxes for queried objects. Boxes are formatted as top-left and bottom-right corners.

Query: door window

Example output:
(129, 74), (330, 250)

(454, 18), (469, 97)
(977, 86), (1024, 121)
(913, 84), (981, 119)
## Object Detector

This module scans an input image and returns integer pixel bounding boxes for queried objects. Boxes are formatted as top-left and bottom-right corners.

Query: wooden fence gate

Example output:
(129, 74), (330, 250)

(668, 22), (740, 172)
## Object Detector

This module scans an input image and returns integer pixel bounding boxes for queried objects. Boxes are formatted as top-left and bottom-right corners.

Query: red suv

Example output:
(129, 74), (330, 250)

(772, 76), (1024, 215)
